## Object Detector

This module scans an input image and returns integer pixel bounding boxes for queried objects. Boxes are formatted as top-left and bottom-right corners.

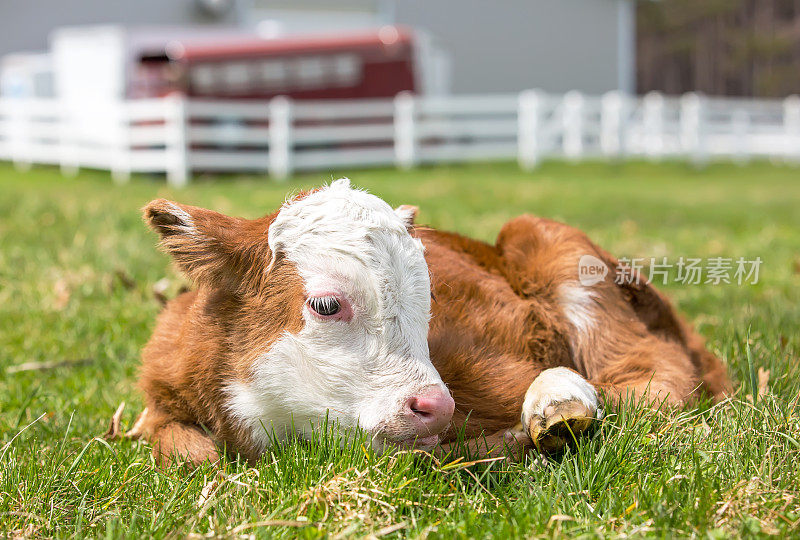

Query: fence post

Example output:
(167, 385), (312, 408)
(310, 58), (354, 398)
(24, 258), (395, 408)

(562, 90), (584, 160)
(394, 91), (417, 169)
(517, 89), (543, 170)
(111, 101), (131, 183)
(783, 95), (800, 164)
(643, 91), (665, 159)
(269, 96), (292, 181)
(600, 90), (627, 158)
(680, 92), (706, 166)
(166, 95), (189, 187)
(731, 108), (750, 165)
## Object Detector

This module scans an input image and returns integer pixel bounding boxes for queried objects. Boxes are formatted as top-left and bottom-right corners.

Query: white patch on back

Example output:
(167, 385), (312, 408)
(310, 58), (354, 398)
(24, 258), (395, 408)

(559, 283), (595, 335)
(558, 283), (597, 373)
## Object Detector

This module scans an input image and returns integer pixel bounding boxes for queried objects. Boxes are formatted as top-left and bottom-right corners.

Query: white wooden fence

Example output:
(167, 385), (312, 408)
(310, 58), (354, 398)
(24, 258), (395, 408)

(1, 90), (799, 186)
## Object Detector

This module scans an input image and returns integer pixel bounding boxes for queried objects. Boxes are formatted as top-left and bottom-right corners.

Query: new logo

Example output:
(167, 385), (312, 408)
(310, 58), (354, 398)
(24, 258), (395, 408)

(578, 254), (608, 286)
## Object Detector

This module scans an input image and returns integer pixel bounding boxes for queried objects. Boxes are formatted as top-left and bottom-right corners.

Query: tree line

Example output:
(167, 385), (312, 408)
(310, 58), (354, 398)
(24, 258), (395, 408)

(637, 0), (800, 97)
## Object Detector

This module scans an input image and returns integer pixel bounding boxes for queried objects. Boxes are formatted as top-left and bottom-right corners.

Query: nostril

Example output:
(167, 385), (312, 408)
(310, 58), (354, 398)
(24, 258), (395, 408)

(409, 398), (433, 419)
(405, 387), (455, 434)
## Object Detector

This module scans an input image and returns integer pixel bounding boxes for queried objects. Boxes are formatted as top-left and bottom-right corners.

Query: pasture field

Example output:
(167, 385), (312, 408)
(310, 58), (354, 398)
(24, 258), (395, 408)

(1, 160), (799, 538)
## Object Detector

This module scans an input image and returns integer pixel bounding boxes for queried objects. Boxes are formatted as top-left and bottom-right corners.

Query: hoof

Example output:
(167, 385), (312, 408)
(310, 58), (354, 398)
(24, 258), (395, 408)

(526, 400), (597, 453)
(521, 367), (600, 453)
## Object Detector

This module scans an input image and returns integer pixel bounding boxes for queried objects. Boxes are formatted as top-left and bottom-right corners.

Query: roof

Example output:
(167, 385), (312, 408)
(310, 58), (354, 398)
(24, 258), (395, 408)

(161, 26), (414, 62)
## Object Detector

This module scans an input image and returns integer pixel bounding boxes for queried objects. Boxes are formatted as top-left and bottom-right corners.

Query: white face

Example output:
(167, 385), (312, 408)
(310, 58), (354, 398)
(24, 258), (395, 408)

(225, 179), (451, 451)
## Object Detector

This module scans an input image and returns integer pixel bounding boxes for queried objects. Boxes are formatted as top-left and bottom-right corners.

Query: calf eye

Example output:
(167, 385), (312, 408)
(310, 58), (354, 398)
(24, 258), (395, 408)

(308, 296), (341, 317)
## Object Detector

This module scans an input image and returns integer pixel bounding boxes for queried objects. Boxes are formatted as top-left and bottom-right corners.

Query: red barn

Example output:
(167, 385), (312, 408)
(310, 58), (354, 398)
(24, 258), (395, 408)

(134, 26), (417, 100)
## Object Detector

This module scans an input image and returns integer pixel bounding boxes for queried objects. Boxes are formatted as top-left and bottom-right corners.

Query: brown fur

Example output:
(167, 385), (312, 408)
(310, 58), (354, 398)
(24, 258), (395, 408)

(137, 199), (731, 465)
(417, 215), (731, 443)
(139, 200), (306, 464)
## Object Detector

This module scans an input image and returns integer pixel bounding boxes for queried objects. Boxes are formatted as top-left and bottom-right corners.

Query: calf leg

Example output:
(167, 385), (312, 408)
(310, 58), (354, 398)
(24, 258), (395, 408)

(433, 369), (600, 460)
(438, 354), (693, 460)
(435, 429), (532, 462)
(521, 341), (701, 453)
(135, 407), (220, 468)
(152, 421), (220, 468)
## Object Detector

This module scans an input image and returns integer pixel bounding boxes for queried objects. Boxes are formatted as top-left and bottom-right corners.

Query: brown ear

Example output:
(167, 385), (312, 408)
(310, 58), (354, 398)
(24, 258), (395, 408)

(143, 199), (271, 291)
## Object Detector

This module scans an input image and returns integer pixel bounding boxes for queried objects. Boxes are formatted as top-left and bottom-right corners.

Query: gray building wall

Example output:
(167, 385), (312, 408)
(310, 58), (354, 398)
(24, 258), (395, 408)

(0, 0), (238, 57)
(393, 0), (632, 94)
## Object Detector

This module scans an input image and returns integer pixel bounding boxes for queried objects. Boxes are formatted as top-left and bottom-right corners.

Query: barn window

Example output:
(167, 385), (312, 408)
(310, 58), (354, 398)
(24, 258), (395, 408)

(294, 56), (326, 88)
(224, 62), (251, 91)
(260, 60), (287, 88)
(332, 54), (361, 87)
(191, 64), (217, 92)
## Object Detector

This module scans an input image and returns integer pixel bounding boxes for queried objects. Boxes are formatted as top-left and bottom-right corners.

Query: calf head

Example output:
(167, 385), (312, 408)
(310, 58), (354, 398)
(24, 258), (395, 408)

(144, 179), (453, 453)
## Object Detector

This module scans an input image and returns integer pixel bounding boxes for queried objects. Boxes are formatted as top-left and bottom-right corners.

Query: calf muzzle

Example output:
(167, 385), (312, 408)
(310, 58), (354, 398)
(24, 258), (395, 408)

(402, 385), (455, 445)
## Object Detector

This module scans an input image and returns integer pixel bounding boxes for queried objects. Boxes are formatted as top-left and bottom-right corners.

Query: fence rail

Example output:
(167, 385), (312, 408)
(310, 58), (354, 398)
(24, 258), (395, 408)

(0, 90), (798, 186)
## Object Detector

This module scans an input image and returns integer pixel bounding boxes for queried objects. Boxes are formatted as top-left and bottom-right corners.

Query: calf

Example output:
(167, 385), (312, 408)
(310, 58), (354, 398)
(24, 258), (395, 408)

(136, 179), (730, 466)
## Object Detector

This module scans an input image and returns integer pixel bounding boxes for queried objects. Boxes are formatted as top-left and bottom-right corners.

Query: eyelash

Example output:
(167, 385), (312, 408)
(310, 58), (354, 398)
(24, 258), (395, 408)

(307, 296), (341, 317)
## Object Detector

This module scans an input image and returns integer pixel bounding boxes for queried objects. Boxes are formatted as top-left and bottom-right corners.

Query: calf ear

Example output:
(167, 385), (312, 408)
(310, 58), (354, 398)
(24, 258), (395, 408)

(394, 205), (418, 228)
(143, 199), (270, 291)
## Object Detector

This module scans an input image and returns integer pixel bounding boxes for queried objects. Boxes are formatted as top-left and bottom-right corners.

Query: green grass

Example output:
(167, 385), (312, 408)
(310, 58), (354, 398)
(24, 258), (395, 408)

(1, 160), (799, 538)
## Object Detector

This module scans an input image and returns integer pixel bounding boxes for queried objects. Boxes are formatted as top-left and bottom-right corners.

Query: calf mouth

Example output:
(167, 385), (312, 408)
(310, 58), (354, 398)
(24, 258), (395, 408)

(375, 432), (440, 452)
(395, 434), (439, 449)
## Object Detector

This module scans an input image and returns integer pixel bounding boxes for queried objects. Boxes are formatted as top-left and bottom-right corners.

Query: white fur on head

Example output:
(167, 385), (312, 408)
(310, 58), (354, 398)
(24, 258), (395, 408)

(225, 179), (445, 451)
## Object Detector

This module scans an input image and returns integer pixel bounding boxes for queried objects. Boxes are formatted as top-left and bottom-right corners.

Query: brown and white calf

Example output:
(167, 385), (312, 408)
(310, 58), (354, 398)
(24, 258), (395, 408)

(136, 179), (731, 466)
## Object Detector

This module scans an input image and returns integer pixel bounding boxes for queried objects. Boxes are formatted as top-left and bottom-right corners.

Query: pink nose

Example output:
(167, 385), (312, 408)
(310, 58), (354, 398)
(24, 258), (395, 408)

(405, 386), (455, 436)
